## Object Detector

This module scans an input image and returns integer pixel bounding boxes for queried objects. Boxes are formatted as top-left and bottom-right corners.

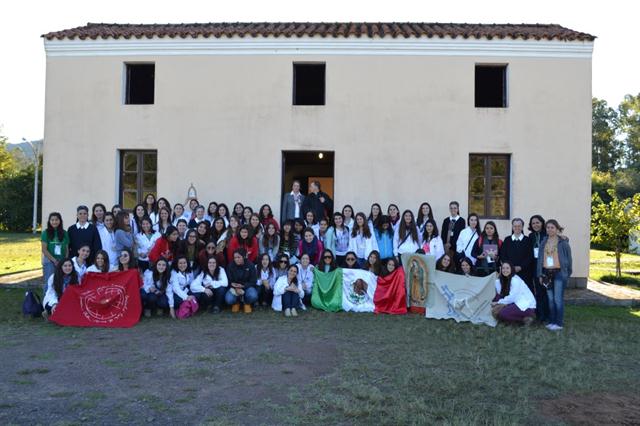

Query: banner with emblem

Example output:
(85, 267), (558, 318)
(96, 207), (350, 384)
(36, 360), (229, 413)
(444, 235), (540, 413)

(341, 269), (377, 312)
(425, 271), (497, 327)
(50, 270), (143, 328)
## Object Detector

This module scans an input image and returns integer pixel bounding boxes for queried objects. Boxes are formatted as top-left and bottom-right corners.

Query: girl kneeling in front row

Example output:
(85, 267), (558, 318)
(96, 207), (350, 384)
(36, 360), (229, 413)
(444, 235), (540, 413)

(141, 258), (171, 317)
(492, 262), (536, 326)
(42, 258), (80, 320)
(168, 255), (196, 318)
(272, 264), (305, 317)
(190, 256), (228, 314)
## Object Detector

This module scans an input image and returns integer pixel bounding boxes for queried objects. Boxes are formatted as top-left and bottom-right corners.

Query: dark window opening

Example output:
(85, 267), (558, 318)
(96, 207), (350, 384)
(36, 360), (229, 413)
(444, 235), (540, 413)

(126, 64), (155, 105)
(293, 63), (325, 105)
(468, 154), (510, 219)
(475, 65), (507, 108)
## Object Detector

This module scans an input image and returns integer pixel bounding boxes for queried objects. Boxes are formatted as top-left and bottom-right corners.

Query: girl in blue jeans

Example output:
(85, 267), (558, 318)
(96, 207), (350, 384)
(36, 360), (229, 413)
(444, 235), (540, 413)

(141, 258), (171, 317)
(536, 219), (572, 331)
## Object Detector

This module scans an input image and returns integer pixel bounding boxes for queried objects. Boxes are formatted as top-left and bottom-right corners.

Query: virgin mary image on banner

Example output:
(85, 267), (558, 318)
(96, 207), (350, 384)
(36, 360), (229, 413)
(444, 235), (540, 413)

(401, 253), (435, 314)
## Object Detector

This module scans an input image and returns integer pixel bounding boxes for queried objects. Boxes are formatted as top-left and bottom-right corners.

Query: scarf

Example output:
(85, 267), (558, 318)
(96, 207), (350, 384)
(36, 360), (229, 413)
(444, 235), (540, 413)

(302, 236), (319, 260)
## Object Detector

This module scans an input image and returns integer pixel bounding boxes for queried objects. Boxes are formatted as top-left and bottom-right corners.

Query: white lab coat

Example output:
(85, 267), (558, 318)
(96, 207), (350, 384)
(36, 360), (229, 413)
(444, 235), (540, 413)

(348, 232), (379, 260)
(495, 275), (536, 311)
(271, 275), (305, 312)
(191, 269), (229, 293)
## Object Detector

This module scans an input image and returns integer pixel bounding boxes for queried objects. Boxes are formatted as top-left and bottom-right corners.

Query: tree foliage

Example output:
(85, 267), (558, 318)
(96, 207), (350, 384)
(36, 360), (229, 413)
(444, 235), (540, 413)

(0, 135), (18, 180)
(591, 95), (640, 204)
(0, 163), (42, 232)
(619, 93), (640, 170)
(0, 130), (42, 232)
(591, 189), (640, 277)
(592, 98), (622, 172)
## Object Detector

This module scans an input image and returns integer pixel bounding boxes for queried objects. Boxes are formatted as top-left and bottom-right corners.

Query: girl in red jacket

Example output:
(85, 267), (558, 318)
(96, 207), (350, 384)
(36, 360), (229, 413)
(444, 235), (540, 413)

(259, 204), (280, 232)
(149, 226), (180, 265)
(227, 225), (259, 264)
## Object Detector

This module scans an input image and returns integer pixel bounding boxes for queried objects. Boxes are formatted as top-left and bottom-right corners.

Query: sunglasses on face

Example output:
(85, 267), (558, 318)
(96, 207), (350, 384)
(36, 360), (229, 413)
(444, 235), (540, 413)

(346, 258), (356, 262)
(279, 260), (288, 264)
(323, 255), (333, 260)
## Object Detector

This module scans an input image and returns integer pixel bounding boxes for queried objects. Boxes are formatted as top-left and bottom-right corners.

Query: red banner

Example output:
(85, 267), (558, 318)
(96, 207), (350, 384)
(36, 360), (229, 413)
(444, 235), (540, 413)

(50, 270), (142, 328)
(374, 267), (408, 315)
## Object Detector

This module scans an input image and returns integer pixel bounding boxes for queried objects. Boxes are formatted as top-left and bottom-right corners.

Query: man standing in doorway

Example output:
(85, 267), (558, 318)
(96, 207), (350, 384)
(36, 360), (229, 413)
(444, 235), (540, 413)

(302, 181), (333, 221)
(281, 180), (306, 223)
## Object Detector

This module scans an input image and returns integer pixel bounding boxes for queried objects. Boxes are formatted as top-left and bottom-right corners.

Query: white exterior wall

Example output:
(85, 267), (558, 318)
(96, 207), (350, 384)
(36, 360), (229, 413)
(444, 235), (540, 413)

(43, 37), (593, 284)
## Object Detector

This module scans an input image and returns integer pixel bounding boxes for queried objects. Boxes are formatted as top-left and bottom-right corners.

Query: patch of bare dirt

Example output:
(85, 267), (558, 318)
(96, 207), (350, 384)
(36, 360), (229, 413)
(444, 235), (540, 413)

(538, 392), (640, 425)
(0, 310), (340, 425)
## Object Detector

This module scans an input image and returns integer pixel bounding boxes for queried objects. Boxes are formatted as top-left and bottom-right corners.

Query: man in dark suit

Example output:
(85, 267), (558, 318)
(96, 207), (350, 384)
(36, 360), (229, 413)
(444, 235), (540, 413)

(302, 181), (333, 221)
(441, 201), (466, 260)
(281, 180), (305, 223)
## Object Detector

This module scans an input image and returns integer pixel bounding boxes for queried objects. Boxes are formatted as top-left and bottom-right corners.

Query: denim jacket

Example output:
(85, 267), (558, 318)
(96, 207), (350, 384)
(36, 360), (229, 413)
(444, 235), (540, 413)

(536, 236), (572, 279)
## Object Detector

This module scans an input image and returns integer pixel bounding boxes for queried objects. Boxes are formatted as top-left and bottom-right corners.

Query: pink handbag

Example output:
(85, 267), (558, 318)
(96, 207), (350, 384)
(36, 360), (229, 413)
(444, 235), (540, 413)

(176, 299), (199, 319)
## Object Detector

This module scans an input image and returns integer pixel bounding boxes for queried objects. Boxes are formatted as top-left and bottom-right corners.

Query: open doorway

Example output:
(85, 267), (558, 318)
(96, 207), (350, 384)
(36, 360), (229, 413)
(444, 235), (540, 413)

(281, 151), (335, 210)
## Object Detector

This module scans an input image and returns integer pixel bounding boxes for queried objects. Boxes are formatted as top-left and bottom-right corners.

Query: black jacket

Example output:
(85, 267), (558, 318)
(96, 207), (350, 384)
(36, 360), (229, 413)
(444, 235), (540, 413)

(227, 261), (258, 290)
(441, 217), (466, 249)
(67, 223), (102, 263)
(499, 235), (534, 285)
(302, 191), (333, 221)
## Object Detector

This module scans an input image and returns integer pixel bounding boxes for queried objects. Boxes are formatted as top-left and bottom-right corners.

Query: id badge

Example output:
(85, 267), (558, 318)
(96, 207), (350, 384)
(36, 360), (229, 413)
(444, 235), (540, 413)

(546, 256), (554, 267)
(533, 248), (539, 258)
(54, 244), (62, 256)
(450, 231), (454, 237)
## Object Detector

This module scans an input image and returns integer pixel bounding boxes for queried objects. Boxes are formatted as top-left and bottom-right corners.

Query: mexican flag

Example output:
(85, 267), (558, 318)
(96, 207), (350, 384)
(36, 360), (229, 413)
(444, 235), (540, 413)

(374, 267), (408, 315)
(50, 270), (143, 328)
(312, 268), (400, 314)
(312, 268), (344, 312)
(342, 269), (377, 312)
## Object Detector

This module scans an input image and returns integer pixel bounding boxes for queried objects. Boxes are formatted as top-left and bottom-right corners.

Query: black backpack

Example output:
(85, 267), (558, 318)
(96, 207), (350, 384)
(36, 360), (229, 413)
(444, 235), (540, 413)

(22, 291), (44, 318)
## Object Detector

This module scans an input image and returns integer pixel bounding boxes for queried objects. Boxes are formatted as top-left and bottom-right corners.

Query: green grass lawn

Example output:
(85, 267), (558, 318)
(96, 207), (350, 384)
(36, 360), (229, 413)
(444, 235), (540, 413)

(0, 286), (639, 424)
(0, 233), (41, 275)
(589, 249), (640, 288)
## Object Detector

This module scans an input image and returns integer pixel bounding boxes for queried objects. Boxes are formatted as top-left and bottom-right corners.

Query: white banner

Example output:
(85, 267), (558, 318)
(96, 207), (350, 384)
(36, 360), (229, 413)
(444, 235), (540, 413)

(426, 271), (497, 327)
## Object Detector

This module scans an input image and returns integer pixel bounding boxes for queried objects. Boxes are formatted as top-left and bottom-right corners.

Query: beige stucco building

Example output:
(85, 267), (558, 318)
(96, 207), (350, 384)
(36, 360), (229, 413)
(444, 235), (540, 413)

(42, 23), (594, 286)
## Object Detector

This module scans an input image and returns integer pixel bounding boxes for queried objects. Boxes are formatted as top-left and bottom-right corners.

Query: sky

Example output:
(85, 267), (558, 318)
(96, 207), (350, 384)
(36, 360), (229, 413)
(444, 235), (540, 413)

(0, 0), (638, 144)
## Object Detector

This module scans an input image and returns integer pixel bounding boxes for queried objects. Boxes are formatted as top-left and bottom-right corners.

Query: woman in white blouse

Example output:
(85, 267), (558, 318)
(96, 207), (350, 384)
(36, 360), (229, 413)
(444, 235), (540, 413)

(190, 256), (228, 313)
(86, 250), (113, 273)
(272, 264), (304, 317)
(348, 212), (379, 267)
(296, 253), (315, 305)
(256, 253), (276, 307)
(141, 258), (171, 317)
(420, 220), (445, 260)
(492, 262), (536, 325)
(71, 244), (91, 283)
(456, 213), (481, 265)
(393, 210), (421, 260)
(168, 255), (196, 318)
(136, 217), (161, 271)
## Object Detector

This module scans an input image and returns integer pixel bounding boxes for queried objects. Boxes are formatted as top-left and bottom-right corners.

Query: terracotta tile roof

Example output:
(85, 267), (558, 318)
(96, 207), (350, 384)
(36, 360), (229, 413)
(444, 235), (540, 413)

(42, 22), (595, 42)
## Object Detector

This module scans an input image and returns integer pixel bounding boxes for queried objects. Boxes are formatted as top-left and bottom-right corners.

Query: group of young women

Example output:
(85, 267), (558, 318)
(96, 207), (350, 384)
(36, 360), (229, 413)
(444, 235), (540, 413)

(40, 193), (572, 329)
